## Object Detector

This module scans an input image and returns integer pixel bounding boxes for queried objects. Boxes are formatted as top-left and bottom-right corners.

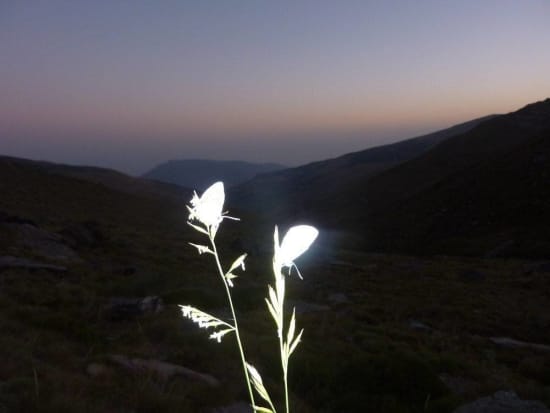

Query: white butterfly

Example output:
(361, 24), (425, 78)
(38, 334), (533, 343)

(188, 181), (226, 229)
(275, 225), (319, 277)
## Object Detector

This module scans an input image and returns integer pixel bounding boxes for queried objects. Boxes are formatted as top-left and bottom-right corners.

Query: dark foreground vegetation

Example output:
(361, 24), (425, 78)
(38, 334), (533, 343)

(1, 155), (550, 412)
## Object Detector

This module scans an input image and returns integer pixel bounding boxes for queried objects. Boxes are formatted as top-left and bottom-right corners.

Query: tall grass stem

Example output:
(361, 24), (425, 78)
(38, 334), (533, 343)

(209, 232), (256, 408)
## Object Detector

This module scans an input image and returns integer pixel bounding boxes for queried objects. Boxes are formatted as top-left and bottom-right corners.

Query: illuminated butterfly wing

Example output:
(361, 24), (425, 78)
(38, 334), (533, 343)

(278, 225), (319, 268)
(197, 181), (225, 227)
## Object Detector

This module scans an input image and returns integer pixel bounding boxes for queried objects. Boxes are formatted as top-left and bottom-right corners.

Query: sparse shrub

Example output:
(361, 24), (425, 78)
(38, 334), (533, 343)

(180, 182), (318, 413)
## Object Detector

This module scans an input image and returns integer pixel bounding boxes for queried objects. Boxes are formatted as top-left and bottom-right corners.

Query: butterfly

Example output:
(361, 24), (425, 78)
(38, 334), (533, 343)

(275, 225), (319, 278)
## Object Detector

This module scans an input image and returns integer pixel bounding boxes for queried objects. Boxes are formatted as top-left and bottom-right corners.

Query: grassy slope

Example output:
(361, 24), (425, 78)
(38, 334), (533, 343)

(1, 157), (550, 412)
(0, 155), (190, 201)
(362, 99), (550, 256)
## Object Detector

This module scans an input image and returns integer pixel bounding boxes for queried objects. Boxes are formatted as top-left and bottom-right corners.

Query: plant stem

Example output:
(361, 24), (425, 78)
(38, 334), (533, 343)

(276, 272), (290, 413)
(280, 330), (290, 413)
(209, 234), (256, 408)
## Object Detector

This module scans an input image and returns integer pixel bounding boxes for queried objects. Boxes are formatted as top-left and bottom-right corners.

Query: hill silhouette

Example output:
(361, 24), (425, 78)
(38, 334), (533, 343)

(361, 98), (550, 256)
(228, 115), (495, 227)
(143, 159), (285, 190)
(230, 98), (550, 258)
(0, 155), (190, 227)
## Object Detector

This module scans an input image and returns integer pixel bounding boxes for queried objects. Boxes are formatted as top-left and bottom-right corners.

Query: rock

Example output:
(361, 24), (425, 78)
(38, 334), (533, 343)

(0, 256), (67, 272)
(407, 319), (432, 332)
(210, 402), (253, 413)
(59, 221), (105, 249)
(103, 296), (164, 320)
(535, 262), (550, 273)
(0, 213), (37, 226)
(86, 362), (112, 378)
(439, 373), (478, 396)
(490, 337), (550, 352)
(453, 390), (550, 413)
(484, 240), (515, 258)
(5, 222), (79, 261)
(139, 296), (164, 314)
(522, 262), (550, 275)
(328, 293), (350, 305)
(107, 354), (219, 387)
(459, 269), (485, 282)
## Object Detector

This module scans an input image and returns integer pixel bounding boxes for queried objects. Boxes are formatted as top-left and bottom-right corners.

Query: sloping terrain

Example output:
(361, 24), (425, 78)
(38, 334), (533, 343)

(143, 159), (285, 190)
(0, 155), (189, 202)
(228, 115), (495, 227)
(1, 155), (550, 412)
(229, 98), (550, 258)
(361, 98), (550, 256)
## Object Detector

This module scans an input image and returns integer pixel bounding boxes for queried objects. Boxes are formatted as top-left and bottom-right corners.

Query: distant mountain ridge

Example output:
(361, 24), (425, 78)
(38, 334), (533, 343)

(228, 98), (550, 257)
(228, 114), (496, 223)
(143, 159), (285, 191)
(0, 155), (191, 228)
(0, 155), (190, 201)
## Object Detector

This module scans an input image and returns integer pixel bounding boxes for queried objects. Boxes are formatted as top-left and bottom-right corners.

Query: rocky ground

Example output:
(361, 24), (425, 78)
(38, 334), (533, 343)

(2, 210), (550, 412)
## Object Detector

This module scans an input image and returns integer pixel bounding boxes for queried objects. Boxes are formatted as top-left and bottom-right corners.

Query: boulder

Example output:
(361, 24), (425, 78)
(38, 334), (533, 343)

(107, 354), (219, 387)
(59, 221), (105, 249)
(459, 269), (485, 282)
(5, 222), (79, 261)
(86, 362), (113, 379)
(490, 337), (550, 352)
(408, 319), (432, 332)
(453, 391), (550, 413)
(328, 292), (350, 305)
(103, 296), (164, 320)
(535, 262), (550, 273)
(0, 256), (67, 272)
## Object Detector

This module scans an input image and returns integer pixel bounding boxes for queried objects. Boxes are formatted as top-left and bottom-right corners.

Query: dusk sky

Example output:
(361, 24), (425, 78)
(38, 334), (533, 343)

(1, 1), (549, 175)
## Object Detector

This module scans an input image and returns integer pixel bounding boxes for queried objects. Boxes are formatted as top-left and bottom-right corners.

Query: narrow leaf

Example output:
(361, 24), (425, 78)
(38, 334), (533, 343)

(225, 272), (238, 287)
(253, 406), (274, 413)
(187, 221), (209, 235)
(188, 243), (214, 255)
(228, 253), (247, 273)
(246, 363), (274, 405)
(265, 298), (279, 326)
(288, 328), (304, 357)
(209, 328), (235, 343)
(268, 285), (279, 312)
(275, 276), (285, 307)
(287, 308), (296, 347)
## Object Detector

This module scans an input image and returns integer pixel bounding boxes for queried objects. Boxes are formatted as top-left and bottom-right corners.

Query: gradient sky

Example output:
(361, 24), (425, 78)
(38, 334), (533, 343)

(1, 1), (549, 174)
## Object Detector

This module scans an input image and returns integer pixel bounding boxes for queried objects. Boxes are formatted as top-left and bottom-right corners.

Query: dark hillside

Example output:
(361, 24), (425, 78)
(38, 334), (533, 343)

(0, 155), (189, 201)
(362, 98), (550, 256)
(365, 100), (550, 209)
(0, 156), (190, 230)
(229, 115), (494, 225)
